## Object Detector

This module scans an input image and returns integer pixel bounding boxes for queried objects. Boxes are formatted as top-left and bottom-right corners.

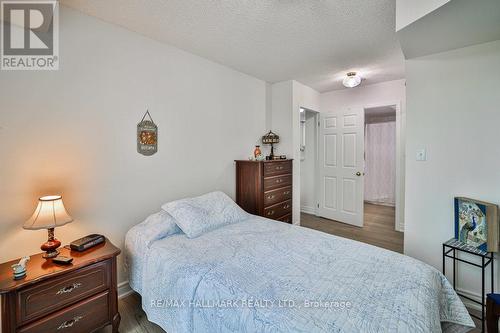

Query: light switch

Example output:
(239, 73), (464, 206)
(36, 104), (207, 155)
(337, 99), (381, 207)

(416, 149), (427, 161)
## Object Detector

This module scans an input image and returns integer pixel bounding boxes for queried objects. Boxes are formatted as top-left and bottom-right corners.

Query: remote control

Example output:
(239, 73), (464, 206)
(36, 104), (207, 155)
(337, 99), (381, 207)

(70, 234), (105, 252)
(53, 256), (73, 265)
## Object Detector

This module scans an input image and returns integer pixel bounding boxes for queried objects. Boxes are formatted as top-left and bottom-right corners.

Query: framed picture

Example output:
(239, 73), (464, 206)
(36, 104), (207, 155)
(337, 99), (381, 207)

(454, 197), (499, 252)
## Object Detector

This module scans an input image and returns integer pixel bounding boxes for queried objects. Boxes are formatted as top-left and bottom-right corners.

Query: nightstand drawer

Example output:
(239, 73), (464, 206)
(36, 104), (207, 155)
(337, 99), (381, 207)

(264, 186), (292, 206)
(18, 291), (109, 333)
(263, 200), (292, 219)
(263, 174), (292, 191)
(17, 260), (110, 324)
(264, 161), (292, 177)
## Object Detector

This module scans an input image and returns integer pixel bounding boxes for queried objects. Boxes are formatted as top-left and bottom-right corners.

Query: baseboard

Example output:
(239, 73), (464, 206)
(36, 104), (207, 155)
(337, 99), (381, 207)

(456, 287), (482, 312)
(364, 200), (395, 207)
(118, 281), (134, 299)
(301, 206), (316, 215)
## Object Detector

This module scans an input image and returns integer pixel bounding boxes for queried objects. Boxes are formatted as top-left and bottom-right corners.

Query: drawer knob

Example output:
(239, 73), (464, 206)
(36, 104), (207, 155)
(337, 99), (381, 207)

(267, 195), (275, 199)
(276, 166), (283, 170)
(276, 179), (282, 183)
(57, 315), (83, 330)
(283, 204), (290, 209)
(56, 282), (82, 295)
(283, 191), (290, 195)
(267, 210), (275, 216)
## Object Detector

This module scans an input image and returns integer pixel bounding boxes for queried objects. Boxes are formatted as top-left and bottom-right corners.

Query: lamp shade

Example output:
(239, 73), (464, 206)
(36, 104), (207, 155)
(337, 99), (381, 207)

(262, 130), (280, 144)
(23, 195), (73, 230)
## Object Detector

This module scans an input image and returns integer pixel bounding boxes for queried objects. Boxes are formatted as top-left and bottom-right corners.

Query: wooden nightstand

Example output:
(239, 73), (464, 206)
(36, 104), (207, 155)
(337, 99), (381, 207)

(0, 238), (121, 333)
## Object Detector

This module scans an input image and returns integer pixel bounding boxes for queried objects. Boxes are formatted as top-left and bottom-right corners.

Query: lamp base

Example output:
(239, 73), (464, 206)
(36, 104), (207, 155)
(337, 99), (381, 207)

(41, 228), (61, 259)
(42, 249), (60, 259)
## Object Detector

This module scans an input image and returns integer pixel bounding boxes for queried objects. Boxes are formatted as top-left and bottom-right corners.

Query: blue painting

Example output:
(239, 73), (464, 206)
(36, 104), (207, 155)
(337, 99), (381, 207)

(455, 198), (487, 251)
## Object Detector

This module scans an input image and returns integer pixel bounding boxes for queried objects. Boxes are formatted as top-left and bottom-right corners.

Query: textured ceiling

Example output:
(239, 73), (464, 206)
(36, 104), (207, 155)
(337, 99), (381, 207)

(61, 0), (405, 92)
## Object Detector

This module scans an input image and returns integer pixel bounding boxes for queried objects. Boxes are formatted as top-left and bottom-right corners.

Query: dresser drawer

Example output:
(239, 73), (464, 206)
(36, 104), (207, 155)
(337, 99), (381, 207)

(263, 174), (292, 191)
(18, 291), (109, 333)
(263, 200), (292, 219)
(277, 213), (292, 224)
(17, 260), (110, 324)
(263, 186), (292, 207)
(264, 161), (292, 177)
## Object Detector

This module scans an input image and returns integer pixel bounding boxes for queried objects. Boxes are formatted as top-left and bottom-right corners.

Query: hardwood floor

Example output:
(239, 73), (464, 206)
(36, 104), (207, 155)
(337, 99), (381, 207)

(301, 203), (404, 253)
(96, 292), (165, 333)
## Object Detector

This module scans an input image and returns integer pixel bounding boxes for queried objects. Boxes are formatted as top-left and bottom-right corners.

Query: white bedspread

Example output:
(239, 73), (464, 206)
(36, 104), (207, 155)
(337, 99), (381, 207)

(125, 216), (474, 333)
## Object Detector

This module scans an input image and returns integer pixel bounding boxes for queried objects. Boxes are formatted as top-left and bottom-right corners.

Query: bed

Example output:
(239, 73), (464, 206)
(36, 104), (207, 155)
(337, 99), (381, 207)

(125, 192), (474, 333)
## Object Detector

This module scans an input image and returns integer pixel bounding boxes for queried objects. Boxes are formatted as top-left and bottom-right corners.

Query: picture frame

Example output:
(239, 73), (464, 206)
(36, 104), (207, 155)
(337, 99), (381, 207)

(454, 197), (499, 252)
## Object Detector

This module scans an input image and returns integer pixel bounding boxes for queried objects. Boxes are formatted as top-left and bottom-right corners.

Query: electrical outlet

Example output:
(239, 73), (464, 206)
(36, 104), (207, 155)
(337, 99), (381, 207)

(416, 149), (427, 161)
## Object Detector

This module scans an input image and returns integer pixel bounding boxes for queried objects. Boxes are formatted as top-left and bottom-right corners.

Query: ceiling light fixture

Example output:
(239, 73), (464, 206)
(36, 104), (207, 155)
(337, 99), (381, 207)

(342, 72), (362, 88)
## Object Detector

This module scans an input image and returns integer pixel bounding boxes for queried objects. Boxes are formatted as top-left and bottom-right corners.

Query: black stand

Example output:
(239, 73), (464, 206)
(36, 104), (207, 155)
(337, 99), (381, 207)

(442, 238), (494, 332)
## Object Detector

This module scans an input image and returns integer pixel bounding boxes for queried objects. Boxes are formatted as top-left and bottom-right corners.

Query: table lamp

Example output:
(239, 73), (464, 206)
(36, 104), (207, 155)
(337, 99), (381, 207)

(23, 195), (73, 259)
(262, 130), (280, 159)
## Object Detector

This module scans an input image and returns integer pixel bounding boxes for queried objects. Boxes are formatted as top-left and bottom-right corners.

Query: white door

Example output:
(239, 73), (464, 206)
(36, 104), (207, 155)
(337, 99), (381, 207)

(318, 108), (364, 226)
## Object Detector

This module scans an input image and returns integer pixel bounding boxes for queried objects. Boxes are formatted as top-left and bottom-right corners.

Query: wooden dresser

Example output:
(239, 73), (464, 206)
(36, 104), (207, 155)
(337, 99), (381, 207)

(0, 238), (121, 333)
(235, 159), (293, 223)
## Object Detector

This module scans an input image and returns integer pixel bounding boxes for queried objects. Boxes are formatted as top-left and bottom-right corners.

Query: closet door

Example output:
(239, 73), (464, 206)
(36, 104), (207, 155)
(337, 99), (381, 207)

(318, 107), (364, 226)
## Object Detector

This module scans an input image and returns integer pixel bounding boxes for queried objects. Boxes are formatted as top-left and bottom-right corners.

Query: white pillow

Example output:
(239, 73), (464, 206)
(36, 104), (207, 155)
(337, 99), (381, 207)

(161, 191), (249, 238)
(133, 210), (181, 247)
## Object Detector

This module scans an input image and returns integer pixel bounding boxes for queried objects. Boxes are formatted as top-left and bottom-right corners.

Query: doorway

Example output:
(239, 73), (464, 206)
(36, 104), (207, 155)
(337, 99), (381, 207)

(363, 105), (399, 241)
(364, 106), (396, 207)
(300, 104), (403, 252)
(299, 107), (319, 215)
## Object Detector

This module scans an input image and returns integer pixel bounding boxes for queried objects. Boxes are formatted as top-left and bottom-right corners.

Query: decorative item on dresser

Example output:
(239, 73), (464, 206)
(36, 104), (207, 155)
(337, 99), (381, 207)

(0, 238), (121, 333)
(235, 159), (293, 223)
(261, 130), (280, 160)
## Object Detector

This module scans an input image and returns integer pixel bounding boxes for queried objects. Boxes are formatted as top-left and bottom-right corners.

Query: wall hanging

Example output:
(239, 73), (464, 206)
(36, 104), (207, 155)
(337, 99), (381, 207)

(137, 110), (158, 156)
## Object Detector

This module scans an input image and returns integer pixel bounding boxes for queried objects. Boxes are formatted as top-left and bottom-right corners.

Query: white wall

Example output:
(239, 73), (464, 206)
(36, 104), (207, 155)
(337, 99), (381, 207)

(320, 80), (406, 230)
(320, 80), (406, 111)
(269, 80), (320, 224)
(396, 0), (450, 31)
(292, 82), (320, 224)
(397, 0), (500, 60)
(270, 81), (294, 158)
(0, 6), (266, 284)
(405, 40), (500, 301)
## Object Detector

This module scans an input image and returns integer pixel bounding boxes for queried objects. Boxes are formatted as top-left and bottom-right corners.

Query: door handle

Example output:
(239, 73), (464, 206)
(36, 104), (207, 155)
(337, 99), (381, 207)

(355, 172), (362, 176)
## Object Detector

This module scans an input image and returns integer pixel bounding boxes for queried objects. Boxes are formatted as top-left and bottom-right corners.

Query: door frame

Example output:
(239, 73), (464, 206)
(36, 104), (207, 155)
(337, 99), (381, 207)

(312, 100), (404, 232)
(363, 100), (404, 232)
(299, 108), (320, 216)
